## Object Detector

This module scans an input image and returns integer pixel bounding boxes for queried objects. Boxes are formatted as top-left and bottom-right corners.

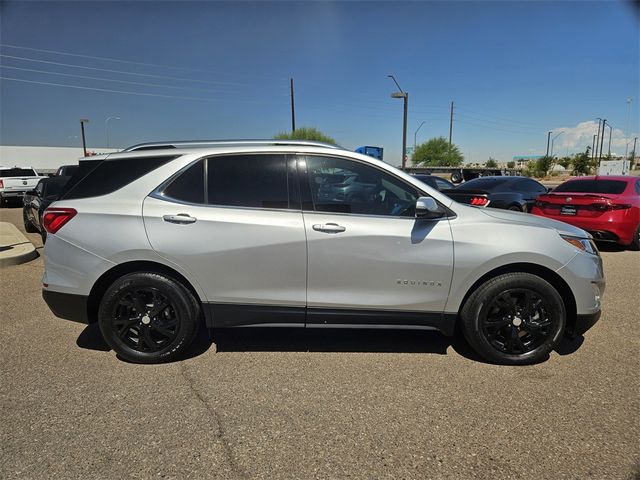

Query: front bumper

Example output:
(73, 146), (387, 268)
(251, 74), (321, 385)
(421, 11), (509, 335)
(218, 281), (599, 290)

(567, 310), (601, 337)
(42, 289), (90, 324)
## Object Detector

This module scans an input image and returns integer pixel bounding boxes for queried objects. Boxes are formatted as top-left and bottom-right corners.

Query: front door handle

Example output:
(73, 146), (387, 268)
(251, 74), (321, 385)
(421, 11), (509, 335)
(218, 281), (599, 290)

(312, 223), (346, 234)
(163, 213), (197, 224)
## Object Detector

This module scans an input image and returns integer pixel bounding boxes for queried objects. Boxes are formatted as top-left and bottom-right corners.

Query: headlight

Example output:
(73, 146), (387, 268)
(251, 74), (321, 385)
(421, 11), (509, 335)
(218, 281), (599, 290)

(561, 235), (599, 255)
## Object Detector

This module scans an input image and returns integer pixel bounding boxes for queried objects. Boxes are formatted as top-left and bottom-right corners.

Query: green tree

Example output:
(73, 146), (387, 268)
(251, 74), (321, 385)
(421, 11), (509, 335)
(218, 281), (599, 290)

(572, 147), (593, 175)
(274, 127), (337, 145)
(558, 156), (572, 169)
(533, 156), (553, 177)
(506, 161), (515, 169)
(486, 157), (498, 168)
(412, 136), (464, 166)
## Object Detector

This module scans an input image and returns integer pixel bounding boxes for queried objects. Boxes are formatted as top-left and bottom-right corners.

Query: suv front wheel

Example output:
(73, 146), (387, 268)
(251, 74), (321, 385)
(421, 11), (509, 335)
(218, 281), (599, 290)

(460, 272), (566, 365)
(98, 272), (200, 363)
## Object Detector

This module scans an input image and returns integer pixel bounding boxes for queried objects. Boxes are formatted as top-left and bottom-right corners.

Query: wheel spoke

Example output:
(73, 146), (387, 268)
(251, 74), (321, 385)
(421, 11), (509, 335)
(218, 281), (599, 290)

(485, 316), (511, 328)
(152, 325), (175, 339)
(148, 301), (169, 318)
(114, 317), (139, 336)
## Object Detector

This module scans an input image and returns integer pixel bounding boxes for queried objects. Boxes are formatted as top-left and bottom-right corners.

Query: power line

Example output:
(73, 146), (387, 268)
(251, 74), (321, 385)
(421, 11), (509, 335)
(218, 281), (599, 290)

(455, 106), (549, 129)
(455, 118), (535, 136)
(0, 43), (283, 81)
(0, 54), (264, 87)
(455, 112), (543, 133)
(0, 76), (290, 106)
(0, 64), (238, 93)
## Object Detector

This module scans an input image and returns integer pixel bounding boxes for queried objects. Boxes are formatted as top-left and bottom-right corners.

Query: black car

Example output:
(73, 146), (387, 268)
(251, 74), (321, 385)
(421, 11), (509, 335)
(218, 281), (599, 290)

(55, 164), (79, 177)
(411, 174), (456, 191)
(444, 176), (548, 212)
(23, 176), (70, 242)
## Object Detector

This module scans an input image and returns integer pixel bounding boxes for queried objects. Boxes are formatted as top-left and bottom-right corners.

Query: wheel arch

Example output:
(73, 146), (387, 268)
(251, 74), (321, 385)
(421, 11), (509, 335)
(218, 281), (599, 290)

(87, 260), (205, 324)
(457, 262), (577, 335)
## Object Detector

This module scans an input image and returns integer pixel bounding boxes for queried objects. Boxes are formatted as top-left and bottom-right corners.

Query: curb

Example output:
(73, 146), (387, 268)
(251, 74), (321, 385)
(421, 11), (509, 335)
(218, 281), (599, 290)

(0, 222), (39, 267)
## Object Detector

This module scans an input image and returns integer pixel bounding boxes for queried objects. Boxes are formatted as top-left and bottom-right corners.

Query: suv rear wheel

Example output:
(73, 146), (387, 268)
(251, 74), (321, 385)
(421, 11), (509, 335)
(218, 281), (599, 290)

(98, 272), (200, 364)
(460, 272), (566, 365)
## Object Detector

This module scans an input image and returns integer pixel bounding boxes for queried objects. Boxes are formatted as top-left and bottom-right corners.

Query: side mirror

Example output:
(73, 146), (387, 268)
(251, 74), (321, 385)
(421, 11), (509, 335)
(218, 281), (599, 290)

(415, 196), (445, 219)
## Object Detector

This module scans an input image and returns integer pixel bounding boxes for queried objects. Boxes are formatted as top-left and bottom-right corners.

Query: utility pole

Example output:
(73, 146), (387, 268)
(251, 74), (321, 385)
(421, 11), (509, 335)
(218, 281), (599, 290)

(598, 119), (607, 165)
(545, 131), (552, 157)
(595, 118), (602, 159)
(624, 97), (633, 157)
(289, 78), (296, 132)
(448, 101), (454, 147)
(591, 134), (597, 159)
(607, 124), (612, 157)
(631, 137), (638, 167)
(80, 118), (89, 156)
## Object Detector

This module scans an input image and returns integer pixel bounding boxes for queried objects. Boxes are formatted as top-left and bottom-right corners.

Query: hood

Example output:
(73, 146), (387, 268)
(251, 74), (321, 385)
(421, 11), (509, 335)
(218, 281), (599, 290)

(479, 208), (589, 238)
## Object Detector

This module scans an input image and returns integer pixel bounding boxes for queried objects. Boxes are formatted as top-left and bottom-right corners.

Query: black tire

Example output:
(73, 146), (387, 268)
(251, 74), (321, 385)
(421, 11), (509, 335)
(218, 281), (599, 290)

(460, 272), (566, 365)
(98, 272), (200, 364)
(23, 209), (38, 233)
(451, 172), (463, 184)
(628, 224), (640, 251)
(40, 229), (47, 245)
(0, 195), (6, 208)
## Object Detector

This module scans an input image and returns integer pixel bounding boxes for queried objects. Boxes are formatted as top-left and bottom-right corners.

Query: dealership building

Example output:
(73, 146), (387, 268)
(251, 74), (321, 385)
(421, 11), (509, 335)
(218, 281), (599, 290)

(0, 145), (118, 174)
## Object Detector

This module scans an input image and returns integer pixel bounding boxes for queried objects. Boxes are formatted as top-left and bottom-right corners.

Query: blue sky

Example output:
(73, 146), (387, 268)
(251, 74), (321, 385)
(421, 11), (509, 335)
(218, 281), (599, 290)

(1, 0), (638, 165)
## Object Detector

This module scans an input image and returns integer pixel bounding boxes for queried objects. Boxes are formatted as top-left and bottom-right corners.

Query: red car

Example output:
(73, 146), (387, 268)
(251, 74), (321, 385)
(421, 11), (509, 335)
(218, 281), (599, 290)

(532, 175), (640, 250)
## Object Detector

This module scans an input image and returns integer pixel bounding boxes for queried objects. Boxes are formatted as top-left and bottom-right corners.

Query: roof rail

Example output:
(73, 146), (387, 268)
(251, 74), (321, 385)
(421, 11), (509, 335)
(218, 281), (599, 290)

(123, 139), (341, 152)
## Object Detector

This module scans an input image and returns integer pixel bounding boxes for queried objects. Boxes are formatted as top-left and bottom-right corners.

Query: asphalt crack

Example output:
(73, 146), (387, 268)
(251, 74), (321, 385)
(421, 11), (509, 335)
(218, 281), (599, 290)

(179, 362), (247, 479)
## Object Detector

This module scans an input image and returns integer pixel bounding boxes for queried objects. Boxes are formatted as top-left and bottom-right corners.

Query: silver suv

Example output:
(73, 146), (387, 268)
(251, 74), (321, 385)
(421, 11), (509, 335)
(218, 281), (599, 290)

(41, 140), (604, 365)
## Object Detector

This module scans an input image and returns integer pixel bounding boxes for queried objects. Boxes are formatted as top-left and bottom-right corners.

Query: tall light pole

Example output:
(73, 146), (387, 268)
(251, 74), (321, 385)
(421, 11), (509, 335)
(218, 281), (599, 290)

(550, 131), (563, 158)
(80, 119), (89, 156)
(625, 97), (633, 157)
(631, 137), (638, 167)
(545, 131), (552, 157)
(414, 121), (425, 152)
(595, 118), (602, 159)
(591, 134), (597, 159)
(606, 123), (612, 157)
(388, 75), (408, 169)
(105, 116), (120, 149)
(598, 119), (607, 166)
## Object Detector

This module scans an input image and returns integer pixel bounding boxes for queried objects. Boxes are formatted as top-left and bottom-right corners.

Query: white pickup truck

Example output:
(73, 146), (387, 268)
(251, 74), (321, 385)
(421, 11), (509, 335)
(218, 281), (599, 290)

(0, 166), (43, 207)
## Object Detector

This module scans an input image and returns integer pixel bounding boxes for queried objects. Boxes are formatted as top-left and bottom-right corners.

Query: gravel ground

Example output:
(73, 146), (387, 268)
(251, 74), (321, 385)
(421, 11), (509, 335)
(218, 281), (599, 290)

(1, 206), (638, 480)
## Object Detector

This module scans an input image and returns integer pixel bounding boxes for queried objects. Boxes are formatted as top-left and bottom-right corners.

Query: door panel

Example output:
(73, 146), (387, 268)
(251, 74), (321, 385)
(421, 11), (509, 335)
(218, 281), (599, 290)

(143, 196), (307, 307)
(303, 212), (454, 313)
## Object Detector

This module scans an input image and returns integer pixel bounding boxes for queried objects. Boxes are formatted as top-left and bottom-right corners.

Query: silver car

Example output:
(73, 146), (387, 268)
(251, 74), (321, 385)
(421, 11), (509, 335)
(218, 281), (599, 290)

(41, 140), (604, 365)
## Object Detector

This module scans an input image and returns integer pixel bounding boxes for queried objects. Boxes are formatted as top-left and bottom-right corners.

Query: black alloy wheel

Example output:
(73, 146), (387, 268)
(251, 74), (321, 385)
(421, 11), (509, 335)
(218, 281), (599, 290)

(460, 272), (566, 365)
(98, 272), (199, 363)
(111, 287), (179, 353)
(481, 289), (552, 355)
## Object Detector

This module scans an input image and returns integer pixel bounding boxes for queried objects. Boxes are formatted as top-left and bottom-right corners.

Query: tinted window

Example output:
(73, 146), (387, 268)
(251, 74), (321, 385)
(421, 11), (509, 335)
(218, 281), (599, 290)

(553, 179), (627, 194)
(434, 177), (454, 190)
(514, 178), (546, 193)
(458, 177), (509, 191)
(43, 178), (68, 198)
(207, 155), (289, 209)
(62, 156), (176, 200)
(305, 156), (418, 216)
(1, 168), (37, 177)
(163, 160), (205, 204)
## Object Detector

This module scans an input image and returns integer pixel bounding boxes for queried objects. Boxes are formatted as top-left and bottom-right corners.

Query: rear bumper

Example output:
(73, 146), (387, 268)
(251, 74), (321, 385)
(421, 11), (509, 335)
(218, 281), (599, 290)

(42, 289), (90, 324)
(1, 190), (27, 198)
(567, 310), (601, 337)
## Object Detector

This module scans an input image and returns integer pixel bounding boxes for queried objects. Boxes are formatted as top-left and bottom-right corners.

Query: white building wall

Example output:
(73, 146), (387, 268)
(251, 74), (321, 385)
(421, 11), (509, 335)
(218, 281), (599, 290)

(0, 146), (119, 171)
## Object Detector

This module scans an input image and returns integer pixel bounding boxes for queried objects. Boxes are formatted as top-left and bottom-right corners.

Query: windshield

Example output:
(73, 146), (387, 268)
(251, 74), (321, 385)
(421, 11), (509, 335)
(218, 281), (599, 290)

(553, 179), (627, 195)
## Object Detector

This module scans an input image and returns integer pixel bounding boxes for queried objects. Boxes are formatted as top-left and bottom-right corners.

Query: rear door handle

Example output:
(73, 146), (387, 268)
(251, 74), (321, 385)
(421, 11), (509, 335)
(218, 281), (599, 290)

(312, 223), (346, 234)
(163, 214), (197, 224)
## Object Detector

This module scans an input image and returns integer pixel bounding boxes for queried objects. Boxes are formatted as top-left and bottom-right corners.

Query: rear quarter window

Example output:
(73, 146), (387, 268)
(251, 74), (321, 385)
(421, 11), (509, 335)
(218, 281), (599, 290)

(61, 156), (177, 200)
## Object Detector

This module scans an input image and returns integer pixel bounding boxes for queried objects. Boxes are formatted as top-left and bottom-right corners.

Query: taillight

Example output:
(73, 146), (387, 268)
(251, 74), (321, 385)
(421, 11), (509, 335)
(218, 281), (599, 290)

(0, 179), (4, 188)
(42, 208), (77, 234)
(591, 203), (631, 211)
(470, 196), (489, 206)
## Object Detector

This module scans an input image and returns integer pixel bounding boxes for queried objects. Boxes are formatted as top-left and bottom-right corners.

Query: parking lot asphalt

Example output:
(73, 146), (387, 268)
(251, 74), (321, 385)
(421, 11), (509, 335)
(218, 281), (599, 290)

(1, 205), (638, 480)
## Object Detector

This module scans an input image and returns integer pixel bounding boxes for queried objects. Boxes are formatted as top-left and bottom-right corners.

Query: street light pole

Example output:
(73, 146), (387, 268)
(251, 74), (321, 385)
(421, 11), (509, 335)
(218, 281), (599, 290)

(545, 131), (552, 157)
(414, 121), (425, 152)
(105, 116), (120, 149)
(598, 119), (607, 165)
(550, 131), (563, 158)
(606, 124), (612, 157)
(80, 119), (89, 156)
(595, 118), (602, 159)
(388, 75), (408, 169)
(591, 134), (597, 159)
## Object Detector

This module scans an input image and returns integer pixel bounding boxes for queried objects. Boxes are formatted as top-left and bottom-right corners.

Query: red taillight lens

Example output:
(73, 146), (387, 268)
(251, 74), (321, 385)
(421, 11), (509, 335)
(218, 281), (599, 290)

(0, 179), (4, 188)
(470, 196), (489, 206)
(42, 208), (77, 234)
